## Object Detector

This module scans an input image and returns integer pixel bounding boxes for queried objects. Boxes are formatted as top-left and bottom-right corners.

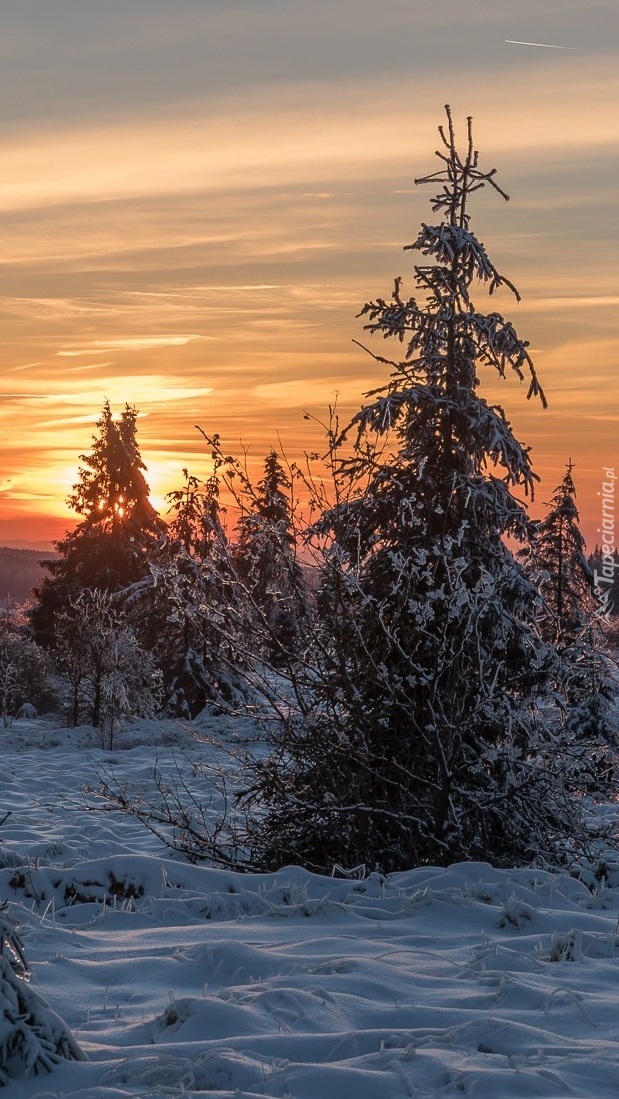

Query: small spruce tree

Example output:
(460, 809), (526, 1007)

(235, 450), (308, 664)
(124, 462), (243, 717)
(529, 463), (616, 746)
(167, 468), (225, 559)
(531, 462), (593, 641)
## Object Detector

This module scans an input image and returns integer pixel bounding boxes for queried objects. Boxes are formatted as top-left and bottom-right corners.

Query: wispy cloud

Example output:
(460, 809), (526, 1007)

(16, 381), (215, 408)
(56, 350), (115, 358)
(58, 335), (211, 354)
(2, 62), (619, 215)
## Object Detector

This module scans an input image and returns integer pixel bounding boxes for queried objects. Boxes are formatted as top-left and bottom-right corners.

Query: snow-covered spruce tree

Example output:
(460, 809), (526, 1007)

(167, 467), (226, 560)
(531, 463), (593, 640)
(31, 401), (167, 647)
(122, 463), (246, 717)
(234, 450), (309, 665)
(528, 463), (616, 746)
(0, 903), (83, 1085)
(245, 107), (600, 874)
(125, 440), (309, 717)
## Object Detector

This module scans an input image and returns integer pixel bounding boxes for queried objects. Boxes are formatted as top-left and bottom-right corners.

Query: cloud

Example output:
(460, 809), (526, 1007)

(59, 335), (211, 354)
(523, 296), (619, 312)
(2, 60), (618, 215)
(25, 381), (215, 408)
(64, 363), (114, 373)
(56, 350), (113, 358)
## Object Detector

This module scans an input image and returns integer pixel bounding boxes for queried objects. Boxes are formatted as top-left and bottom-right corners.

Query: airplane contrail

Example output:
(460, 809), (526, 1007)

(505, 39), (581, 50)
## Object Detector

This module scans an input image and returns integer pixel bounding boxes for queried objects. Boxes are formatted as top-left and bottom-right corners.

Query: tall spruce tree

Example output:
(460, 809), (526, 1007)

(246, 107), (597, 874)
(32, 401), (166, 646)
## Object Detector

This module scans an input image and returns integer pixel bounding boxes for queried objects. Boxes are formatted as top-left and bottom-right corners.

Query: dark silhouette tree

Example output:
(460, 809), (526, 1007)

(245, 107), (598, 874)
(531, 462), (594, 642)
(31, 401), (166, 646)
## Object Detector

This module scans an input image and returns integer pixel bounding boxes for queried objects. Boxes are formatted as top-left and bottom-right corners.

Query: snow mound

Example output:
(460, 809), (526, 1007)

(3, 723), (619, 1097)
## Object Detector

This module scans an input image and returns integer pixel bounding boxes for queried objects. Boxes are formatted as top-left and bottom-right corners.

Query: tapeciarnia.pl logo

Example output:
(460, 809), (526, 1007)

(594, 467), (617, 620)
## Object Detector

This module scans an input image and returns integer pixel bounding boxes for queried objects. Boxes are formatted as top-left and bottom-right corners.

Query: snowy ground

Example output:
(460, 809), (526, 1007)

(2, 717), (619, 1098)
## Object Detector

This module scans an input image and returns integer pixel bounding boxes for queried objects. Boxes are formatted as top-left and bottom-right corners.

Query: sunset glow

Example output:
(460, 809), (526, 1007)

(1, 1), (618, 548)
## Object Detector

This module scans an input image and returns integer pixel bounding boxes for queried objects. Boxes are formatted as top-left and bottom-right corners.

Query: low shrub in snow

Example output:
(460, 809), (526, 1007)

(0, 902), (83, 1086)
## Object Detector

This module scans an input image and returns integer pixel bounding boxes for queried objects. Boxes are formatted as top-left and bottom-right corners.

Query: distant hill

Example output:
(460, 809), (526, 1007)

(0, 539), (56, 551)
(0, 546), (57, 606)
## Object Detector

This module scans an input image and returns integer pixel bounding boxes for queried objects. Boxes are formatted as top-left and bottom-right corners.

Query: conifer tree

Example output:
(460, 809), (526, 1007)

(235, 450), (308, 664)
(247, 107), (596, 874)
(167, 468), (226, 560)
(529, 463), (616, 744)
(123, 463), (242, 717)
(31, 401), (166, 646)
(532, 462), (593, 642)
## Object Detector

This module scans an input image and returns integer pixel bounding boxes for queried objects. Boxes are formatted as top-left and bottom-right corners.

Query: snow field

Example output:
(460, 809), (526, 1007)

(2, 720), (619, 1097)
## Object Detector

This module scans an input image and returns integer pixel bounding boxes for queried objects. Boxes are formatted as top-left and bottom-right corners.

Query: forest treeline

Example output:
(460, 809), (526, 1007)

(1, 107), (617, 877)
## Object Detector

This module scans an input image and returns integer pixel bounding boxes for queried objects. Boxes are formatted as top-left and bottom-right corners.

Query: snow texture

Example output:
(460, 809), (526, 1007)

(2, 714), (619, 1097)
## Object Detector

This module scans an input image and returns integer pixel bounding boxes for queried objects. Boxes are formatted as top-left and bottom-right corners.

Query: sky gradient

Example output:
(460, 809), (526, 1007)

(1, 0), (618, 547)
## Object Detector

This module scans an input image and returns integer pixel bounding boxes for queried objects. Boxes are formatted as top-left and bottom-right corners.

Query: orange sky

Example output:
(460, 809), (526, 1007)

(1, 1), (618, 549)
